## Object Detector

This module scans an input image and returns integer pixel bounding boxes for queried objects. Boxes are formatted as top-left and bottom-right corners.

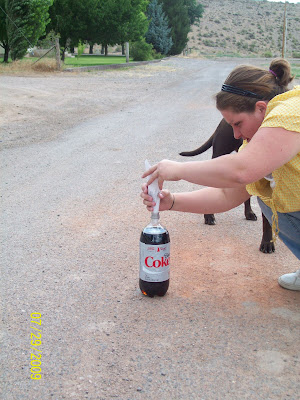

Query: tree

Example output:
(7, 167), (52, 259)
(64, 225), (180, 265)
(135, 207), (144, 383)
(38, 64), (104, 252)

(97, 0), (149, 52)
(85, 0), (100, 54)
(5, 0), (53, 60)
(47, 0), (88, 61)
(5, 0), (31, 60)
(48, 0), (148, 59)
(159, 0), (190, 55)
(75, 0), (100, 54)
(117, 0), (149, 44)
(184, 0), (203, 25)
(145, 0), (172, 55)
(0, 0), (9, 62)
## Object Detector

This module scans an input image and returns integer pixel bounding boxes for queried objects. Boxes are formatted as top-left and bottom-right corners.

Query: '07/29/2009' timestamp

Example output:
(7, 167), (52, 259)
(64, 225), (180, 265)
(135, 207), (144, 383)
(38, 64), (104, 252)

(30, 312), (42, 380)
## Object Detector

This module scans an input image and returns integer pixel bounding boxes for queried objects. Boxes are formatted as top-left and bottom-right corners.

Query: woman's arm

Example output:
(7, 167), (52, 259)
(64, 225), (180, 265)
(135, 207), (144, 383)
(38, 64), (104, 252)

(170, 186), (251, 214)
(181, 127), (300, 187)
(144, 127), (300, 189)
(141, 184), (251, 214)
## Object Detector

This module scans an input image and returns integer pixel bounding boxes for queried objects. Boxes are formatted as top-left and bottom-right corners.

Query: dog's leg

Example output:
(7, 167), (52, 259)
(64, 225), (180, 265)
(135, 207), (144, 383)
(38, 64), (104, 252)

(260, 213), (275, 253)
(204, 214), (216, 225)
(203, 120), (240, 226)
(244, 198), (257, 221)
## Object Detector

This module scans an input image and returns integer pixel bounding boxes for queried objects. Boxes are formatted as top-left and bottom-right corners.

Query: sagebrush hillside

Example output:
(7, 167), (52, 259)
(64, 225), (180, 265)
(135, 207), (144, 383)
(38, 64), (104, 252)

(188, 0), (300, 57)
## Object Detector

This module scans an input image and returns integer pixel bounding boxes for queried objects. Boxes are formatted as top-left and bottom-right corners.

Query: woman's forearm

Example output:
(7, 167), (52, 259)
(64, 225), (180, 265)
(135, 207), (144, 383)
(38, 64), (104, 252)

(179, 127), (300, 188)
(144, 128), (300, 190)
(171, 186), (250, 214)
(180, 155), (247, 188)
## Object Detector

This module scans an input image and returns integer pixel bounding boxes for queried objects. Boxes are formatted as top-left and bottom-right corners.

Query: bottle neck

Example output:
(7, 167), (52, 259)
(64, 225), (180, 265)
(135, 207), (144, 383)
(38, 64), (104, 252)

(150, 212), (160, 226)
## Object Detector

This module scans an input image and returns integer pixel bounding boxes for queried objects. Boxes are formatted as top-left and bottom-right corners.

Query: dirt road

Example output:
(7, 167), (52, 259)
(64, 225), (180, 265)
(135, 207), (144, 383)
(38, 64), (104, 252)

(1, 57), (299, 400)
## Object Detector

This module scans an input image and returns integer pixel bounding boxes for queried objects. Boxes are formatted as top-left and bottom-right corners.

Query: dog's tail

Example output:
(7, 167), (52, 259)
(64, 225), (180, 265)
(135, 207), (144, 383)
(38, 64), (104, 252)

(179, 132), (214, 157)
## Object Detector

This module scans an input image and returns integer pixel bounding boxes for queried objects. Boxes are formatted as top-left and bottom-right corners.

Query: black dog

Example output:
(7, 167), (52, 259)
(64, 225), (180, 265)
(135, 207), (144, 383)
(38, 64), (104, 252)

(180, 118), (274, 253)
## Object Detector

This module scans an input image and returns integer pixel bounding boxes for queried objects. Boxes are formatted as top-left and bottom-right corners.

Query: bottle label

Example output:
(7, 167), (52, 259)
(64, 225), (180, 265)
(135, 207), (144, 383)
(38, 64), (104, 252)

(139, 242), (170, 282)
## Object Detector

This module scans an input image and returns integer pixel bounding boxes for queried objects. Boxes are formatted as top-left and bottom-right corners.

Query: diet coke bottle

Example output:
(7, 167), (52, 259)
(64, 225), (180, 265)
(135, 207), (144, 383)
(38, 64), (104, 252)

(139, 212), (170, 297)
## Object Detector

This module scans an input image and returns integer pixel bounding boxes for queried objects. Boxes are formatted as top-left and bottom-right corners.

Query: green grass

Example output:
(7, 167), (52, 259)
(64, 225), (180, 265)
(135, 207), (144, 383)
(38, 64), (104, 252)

(64, 55), (133, 67)
(290, 63), (300, 79)
(1, 55), (134, 67)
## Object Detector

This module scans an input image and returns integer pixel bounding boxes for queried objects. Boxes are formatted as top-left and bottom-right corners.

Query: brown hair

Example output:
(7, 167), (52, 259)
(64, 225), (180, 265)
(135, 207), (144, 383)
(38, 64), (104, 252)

(215, 58), (294, 113)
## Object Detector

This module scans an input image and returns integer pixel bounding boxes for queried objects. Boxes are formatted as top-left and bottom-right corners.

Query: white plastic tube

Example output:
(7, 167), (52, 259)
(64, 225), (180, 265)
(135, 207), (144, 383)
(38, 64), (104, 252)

(145, 160), (160, 215)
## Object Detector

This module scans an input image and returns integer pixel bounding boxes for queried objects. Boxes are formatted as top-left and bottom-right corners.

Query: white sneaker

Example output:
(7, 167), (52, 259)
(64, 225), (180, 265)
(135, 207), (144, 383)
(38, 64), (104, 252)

(278, 269), (300, 291)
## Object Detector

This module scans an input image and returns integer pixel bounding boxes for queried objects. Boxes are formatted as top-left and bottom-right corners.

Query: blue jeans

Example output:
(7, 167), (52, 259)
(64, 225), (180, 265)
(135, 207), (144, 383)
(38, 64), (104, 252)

(258, 198), (300, 260)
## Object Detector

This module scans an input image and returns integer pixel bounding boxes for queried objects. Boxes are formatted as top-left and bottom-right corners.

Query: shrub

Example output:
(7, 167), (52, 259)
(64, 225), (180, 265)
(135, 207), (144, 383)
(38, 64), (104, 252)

(263, 50), (273, 58)
(249, 43), (256, 52)
(130, 39), (153, 61)
(203, 32), (213, 38)
(32, 59), (57, 72)
(203, 39), (215, 47)
(152, 50), (164, 59)
(77, 41), (85, 57)
(292, 52), (300, 58)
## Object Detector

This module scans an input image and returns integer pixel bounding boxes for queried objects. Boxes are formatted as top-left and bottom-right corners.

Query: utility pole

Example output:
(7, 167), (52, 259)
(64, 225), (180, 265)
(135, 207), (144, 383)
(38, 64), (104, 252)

(281, 0), (287, 58)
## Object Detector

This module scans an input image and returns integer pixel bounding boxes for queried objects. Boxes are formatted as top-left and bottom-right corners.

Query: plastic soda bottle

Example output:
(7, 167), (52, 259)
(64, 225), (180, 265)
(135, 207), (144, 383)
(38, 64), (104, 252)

(139, 212), (170, 297)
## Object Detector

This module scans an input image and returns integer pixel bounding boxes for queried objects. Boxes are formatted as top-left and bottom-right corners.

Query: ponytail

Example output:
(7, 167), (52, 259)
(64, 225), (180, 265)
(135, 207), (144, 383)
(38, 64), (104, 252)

(216, 58), (294, 113)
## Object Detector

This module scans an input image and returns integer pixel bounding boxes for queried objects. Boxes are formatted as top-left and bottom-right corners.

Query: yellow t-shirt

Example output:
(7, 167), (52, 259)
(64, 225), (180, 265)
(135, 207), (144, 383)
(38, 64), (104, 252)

(242, 85), (300, 212)
(240, 86), (300, 238)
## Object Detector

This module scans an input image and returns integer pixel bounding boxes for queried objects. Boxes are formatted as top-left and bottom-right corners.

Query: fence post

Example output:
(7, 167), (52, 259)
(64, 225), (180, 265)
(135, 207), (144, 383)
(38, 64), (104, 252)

(125, 42), (129, 63)
(55, 38), (61, 70)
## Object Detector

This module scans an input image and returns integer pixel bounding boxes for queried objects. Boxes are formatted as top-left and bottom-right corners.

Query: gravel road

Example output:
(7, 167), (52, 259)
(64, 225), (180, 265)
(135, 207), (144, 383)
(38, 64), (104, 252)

(1, 57), (299, 400)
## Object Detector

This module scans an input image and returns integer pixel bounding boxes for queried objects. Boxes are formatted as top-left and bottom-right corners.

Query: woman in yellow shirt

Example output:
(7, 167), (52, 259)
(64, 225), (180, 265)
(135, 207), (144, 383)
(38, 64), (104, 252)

(141, 58), (300, 291)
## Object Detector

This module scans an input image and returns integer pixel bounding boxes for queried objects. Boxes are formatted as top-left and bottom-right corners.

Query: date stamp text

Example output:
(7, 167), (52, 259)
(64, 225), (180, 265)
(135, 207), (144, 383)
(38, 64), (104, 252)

(30, 312), (42, 380)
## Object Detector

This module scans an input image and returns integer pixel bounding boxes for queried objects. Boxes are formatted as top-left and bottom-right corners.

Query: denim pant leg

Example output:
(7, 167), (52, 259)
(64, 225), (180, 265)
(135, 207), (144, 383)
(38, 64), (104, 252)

(257, 197), (300, 260)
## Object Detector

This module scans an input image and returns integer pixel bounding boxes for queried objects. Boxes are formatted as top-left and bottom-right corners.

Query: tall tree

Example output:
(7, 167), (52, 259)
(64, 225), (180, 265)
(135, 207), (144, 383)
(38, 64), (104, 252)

(5, 0), (52, 60)
(118, 0), (149, 44)
(0, 0), (9, 62)
(48, 0), (148, 59)
(47, 0), (88, 60)
(145, 0), (172, 55)
(98, 0), (149, 50)
(159, 0), (190, 55)
(84, 0), (102, 54)
(184, 0), (203, 25)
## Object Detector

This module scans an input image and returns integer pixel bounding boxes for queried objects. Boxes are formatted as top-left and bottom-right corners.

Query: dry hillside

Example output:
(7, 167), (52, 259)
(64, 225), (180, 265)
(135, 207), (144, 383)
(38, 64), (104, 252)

(188, 0), (300, 57)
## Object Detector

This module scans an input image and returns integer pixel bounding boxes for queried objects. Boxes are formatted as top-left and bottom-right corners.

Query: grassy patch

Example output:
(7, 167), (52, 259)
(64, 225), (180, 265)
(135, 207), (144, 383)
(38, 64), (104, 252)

(290, 63), (300, 79)
(0, 54), (134, 74)
(64, 55), (133, 67)
(0, 58), (58, 74)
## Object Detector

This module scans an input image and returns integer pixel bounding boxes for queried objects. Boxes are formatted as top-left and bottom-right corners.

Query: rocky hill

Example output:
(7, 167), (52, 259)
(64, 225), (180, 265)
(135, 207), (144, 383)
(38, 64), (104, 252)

(188, 0), (300, 57)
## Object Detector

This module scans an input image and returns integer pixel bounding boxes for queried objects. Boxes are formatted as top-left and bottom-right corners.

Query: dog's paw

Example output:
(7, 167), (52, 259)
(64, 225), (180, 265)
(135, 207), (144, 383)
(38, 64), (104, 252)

(245, 211), (257, 221)
(259, 241), (275, 253)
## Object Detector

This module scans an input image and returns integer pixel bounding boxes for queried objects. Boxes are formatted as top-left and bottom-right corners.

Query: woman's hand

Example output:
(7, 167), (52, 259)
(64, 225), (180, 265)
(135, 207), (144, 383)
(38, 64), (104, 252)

(140, 183), (174, 212)
(142, 159), (182, 190)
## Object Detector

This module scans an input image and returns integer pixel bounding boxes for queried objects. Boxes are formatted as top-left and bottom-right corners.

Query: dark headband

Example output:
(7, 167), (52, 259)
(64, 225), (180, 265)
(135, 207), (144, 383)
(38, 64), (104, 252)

(221, 84), (263, 99)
